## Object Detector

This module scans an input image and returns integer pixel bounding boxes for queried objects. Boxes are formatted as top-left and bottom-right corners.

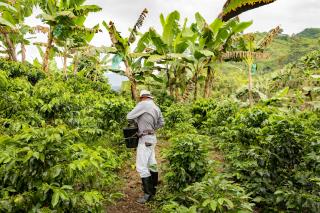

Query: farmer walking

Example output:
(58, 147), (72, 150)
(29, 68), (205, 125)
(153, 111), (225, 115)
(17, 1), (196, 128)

(127, 90), (165, 204)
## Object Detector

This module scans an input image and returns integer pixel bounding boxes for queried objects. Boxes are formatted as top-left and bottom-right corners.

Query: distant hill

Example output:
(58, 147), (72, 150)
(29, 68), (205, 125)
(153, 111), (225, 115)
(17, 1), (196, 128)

(296, 28), (320, 39)
(216, 28), (320, 95)
(255, 28), (319, 73)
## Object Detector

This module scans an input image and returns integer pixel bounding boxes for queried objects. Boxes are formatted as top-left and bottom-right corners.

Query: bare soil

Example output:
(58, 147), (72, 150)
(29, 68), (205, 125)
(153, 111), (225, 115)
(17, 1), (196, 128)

(105, 142), (167, 213)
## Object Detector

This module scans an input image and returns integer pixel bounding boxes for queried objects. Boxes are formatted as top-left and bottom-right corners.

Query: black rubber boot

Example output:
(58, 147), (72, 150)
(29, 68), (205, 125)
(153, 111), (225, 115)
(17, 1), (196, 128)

(137, 176), (153, 204)
(150, 171), (158, 195)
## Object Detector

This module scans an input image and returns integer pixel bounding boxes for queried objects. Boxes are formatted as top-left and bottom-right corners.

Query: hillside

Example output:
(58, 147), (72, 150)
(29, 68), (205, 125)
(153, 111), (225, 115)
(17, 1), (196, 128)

(256, 28), (320, 72)
(296, 28), (320, 38)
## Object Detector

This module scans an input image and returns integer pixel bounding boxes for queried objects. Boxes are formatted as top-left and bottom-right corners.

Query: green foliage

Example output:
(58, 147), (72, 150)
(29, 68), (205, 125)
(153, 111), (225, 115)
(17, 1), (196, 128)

(164, 134), (210, 191)
(161, 103), (197, 138)
(0, 61), (131, 212)
(163, 103), (194, 129)
(268, 50), (320, 109)
(0, 125), (121, 212)
(0, 59), (45, 85)
(296, 28), (320, 39)
(203, 100), (238, 135)
(215, 106), (320, 212)
(0, 70), (9, 89)
(255, 30), (319, 72)
(162, 173), (254, 213)
(191, 98), (218, 128)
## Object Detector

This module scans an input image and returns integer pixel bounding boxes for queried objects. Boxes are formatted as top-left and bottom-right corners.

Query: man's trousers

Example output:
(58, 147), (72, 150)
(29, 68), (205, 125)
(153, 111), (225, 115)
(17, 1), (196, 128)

(136, 135), (157, 178)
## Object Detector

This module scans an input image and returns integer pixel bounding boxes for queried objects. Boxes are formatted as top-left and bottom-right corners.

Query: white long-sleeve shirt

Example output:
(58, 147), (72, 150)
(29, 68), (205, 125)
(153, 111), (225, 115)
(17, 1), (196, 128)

(127, 99), (165, 136)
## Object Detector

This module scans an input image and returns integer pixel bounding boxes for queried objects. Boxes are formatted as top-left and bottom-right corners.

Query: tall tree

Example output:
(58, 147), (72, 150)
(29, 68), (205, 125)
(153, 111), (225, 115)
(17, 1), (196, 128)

(182, 14), (252, 100)
(137, 11), (197, 100)
(222, 26), (282, 105)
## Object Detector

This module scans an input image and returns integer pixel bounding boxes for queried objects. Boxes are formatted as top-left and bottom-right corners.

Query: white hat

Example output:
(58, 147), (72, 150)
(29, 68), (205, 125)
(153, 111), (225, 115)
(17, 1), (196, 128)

(140, 90), (153, 99)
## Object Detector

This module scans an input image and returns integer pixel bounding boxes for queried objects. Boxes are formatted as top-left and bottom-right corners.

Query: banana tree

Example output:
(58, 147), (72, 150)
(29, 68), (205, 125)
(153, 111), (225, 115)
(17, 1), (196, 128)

(181, 13), (253, 100)
(0, 0), (35, 62)
(103, 9), (150, 101)
(74, 45), (113, 82)
(37, 0), (101, 73)
(0, 1), (17, 60)
(222, 26), (282, 106)
(55, 25), (100, 78)
(137, 11), (197, 100)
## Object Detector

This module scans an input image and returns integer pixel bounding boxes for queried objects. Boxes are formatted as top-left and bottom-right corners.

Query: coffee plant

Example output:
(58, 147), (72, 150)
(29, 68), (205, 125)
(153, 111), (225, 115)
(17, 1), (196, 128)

(163, 134), (210, 191)
(0, 126), (122, 212)
(162, 173), (254, 213)
(0, 60), (131, 212)
(216, 106), (320, 212)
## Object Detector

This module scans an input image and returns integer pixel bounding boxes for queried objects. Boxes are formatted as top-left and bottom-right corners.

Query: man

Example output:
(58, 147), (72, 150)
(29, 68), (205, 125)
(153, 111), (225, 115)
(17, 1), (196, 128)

(127, 90), (165, 204)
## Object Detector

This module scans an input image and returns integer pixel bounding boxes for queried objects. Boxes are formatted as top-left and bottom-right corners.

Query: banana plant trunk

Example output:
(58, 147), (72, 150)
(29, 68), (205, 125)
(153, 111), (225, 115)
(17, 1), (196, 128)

(204, 66), (214, 98)
(43, 29), (53, 73)
(73, 50), (79, 76)
(194, 72), (198, 101)
(175, 86), (181, 102)
(248, 64), (254, 106)
(182, 73), (197, 101)
(3, 33), (17, 61)
(166, 69), (174, 97)
(21, 42), (26, 63)
(124, 60), (138, 101)
(63, 52), (68, 79)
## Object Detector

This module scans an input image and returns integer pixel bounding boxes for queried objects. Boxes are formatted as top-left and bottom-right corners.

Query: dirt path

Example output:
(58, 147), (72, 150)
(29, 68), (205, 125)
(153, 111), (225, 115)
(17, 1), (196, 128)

(105, 141), (167, 213)
(105, 159), (151, 213)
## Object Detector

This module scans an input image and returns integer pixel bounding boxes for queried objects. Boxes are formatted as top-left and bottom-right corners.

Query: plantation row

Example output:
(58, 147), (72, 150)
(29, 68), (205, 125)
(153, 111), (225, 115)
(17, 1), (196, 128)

(151, 49), (320, 213)
(1, 0), (319, 212)
(157, 98), (319, 212)
(0, 52), (319, 212)
(0, 59), (133, 212)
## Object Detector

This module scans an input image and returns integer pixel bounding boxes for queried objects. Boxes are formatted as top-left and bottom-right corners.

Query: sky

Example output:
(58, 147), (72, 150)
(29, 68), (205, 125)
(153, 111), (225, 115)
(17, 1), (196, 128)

(83, 0), (320, 46)
(24, 0), (320, 88)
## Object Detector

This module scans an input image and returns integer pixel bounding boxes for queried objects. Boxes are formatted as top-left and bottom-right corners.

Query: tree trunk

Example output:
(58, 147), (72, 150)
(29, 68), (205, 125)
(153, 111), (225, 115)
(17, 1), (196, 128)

(130, 80), (138, 101)
(73, 50), (79, 76)
(182, 74), (197, 101)
(124, 60), (138, 101)
(63, 51), (68, 79)
(204, 66), (214, 98)
(3, 33), (17, 61)
(175, 86), (181, 102)
(248, 65), (254, 106)
(43, 29), (53, 73)
(194, 72), (198, 101)
(208, 74), (214, 98)
(21, 42), (26, 63)
(166, 69), (174, 97)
